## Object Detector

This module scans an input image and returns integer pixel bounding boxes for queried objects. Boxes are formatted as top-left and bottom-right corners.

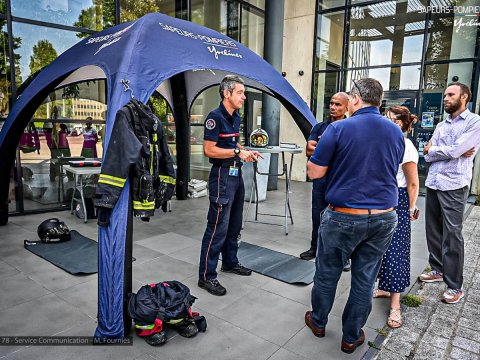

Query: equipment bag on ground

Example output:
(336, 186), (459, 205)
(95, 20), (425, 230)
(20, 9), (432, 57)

(128, 280), (207, 346)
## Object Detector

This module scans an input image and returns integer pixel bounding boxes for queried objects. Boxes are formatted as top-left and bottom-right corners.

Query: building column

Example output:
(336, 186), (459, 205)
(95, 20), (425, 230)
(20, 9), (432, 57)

(170, 73), (190, 200)
(262, 0), (284, 190)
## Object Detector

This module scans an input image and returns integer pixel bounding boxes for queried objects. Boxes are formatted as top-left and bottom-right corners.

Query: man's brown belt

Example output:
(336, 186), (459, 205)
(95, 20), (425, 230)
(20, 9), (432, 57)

(328, 205), (394, 215)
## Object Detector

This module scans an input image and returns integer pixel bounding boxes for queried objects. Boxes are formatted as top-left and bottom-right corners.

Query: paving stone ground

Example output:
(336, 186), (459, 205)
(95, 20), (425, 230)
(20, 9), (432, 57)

(372, 206), (480, 360)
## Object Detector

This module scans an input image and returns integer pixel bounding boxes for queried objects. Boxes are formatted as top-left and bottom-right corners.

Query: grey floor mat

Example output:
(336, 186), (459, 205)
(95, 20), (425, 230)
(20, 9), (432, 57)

(24, 230), (98, 275)
(237, 242), (315, 285)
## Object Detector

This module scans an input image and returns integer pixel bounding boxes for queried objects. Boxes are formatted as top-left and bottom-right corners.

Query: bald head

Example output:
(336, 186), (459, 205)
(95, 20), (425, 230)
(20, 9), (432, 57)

(333, 92), (349, 102)
(329, 92), (349, 121)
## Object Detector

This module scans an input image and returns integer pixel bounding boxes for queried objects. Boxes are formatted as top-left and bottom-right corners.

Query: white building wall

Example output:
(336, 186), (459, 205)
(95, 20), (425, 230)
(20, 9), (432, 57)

(280, 0), (316, 181)
(472, 155), (480, 196)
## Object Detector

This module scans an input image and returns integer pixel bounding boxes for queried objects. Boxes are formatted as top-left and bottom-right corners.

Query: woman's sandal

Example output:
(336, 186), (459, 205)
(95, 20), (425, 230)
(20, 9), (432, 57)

(373, 289), (391, 298)
(387, 308), (402, 328)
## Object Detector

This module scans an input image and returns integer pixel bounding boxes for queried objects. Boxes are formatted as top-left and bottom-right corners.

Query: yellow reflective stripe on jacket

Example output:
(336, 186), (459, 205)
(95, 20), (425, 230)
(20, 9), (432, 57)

(133, 201), (155, 210)
(135, 323), (155, 330)
(98, 179), (125, 187)
(159, 175), (176, 185)
(98, 174), (126, 188)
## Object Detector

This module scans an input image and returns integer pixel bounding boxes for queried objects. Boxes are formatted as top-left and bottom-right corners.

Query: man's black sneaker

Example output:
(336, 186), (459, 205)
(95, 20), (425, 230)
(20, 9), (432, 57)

(198, 278), (227, 296)
(300, 248), (316, 260)
(221, 263), (252, 276)
(343, 259), (351, 272)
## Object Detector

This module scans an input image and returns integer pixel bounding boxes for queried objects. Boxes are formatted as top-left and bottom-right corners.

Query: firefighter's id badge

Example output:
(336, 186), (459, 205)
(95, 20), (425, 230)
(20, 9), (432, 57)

(228, 166), (239, 177)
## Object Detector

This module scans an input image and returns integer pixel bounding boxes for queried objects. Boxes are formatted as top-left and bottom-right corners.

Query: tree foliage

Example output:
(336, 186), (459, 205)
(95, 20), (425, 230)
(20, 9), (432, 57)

(74, 0), (116, 38)
(28, 40), (58, 119)
(29, 40), (58, 76)
(148, 94), (169, 122)
(120, 0), (161, 22)
(0, 3), (22, 115)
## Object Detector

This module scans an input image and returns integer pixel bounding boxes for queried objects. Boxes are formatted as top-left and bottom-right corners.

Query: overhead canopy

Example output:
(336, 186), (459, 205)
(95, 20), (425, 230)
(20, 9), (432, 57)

(2, 13), (315, 136)
(0, 12), (316, 339)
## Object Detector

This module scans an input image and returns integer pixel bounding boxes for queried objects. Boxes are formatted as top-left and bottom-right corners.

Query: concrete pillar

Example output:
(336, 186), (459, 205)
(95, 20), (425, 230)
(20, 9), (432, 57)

(262, 0), (284, 190)
(280, 0), (316, 182)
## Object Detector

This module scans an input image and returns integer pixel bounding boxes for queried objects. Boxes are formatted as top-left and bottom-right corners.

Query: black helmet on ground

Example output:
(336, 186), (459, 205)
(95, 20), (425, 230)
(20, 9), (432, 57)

(37, 218), (71, 243)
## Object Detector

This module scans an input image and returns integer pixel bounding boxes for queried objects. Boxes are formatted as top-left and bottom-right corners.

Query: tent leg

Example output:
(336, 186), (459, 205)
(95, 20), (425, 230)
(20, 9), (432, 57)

(0, 157), (16, 226)
(0, 202), (7, 226)
(122, 188), (133, 335)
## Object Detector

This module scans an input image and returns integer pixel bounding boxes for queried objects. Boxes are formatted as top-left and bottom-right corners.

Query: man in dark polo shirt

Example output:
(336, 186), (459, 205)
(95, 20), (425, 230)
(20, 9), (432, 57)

(304, 78), (404, 354)
(300, 92), (349, 268)
(198, 75), (261, 296)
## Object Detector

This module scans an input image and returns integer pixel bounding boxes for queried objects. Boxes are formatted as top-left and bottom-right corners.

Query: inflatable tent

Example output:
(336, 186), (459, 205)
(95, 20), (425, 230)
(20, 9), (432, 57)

(0, 12), (316, 338)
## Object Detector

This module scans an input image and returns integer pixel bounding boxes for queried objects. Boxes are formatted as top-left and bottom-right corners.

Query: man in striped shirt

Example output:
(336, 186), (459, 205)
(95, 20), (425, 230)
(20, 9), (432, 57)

(419, 82), (480, 304)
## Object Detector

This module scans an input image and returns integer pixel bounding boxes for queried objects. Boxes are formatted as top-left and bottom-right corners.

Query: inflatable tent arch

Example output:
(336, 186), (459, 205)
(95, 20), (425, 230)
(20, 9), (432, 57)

(0, 12), (316, 338)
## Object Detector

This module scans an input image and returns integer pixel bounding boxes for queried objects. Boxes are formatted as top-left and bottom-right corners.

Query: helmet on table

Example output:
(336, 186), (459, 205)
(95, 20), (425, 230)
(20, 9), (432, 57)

(37, 218), (71, 243)
(249, 128), (269, 147)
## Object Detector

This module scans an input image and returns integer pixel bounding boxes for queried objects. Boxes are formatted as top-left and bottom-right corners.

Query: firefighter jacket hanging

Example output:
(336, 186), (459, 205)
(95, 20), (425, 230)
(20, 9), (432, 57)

(94, 99), (176, 226)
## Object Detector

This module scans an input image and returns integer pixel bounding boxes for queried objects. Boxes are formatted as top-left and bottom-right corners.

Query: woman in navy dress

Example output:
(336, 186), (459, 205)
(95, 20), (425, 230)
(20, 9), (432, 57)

(374, 106), (419, 328)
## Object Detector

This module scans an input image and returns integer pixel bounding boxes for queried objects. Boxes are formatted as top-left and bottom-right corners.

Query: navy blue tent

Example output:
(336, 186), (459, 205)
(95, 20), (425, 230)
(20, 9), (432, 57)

(0, 13), (316, 338)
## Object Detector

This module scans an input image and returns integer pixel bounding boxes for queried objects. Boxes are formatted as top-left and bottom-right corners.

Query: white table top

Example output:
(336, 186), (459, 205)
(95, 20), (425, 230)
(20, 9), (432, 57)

(246, 145), (303, 154)
(64, 165), (102, 175)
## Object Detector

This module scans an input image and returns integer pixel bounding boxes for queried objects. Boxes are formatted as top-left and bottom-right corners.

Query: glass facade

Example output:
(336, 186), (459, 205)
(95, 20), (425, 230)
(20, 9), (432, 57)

(426, 1), (478, 61)
(187, 0), (264, 181)
(315, 10), (344, 71)
(314, 0), (480, 189)
(348, 0), (427, 67)
(12, 22), (81, 86)
(0, 22), (11, 119)
(4, 0), (478, 214)
(17, 81), (107, 213)
(11, 0), (115, 30)
(1, 0), (264, 215)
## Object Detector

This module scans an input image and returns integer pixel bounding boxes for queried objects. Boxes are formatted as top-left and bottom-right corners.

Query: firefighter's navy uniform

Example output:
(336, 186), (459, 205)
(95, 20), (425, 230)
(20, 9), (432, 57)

(199, 103), (244, 281)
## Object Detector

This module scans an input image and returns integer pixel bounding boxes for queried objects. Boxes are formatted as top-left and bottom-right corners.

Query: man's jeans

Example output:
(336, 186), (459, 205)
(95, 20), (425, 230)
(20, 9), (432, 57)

(311, 208), (397, 343)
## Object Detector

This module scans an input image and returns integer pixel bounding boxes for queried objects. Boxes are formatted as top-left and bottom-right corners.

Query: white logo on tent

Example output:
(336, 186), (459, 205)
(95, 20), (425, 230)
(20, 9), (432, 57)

(86, 23), (136, 55)
(158, 22), (243, 60)
(207, 45), (243, 60)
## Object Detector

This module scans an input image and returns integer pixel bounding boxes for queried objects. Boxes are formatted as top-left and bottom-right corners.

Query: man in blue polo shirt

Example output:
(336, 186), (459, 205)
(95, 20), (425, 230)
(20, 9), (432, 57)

(304, 78), (404, 354)
(198, 75), (261, 296)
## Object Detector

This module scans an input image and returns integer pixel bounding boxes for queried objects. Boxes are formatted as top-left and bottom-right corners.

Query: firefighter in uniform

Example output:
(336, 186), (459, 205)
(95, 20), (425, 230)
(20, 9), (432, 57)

(198, 75), (262, 296)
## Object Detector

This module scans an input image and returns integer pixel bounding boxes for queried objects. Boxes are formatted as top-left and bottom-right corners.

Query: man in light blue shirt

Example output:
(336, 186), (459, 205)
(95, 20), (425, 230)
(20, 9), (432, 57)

(419, 82), (480, 304)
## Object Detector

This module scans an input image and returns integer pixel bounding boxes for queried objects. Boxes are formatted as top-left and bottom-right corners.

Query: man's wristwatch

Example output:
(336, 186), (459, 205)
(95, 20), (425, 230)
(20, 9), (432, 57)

(234, 148), (241, 156)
